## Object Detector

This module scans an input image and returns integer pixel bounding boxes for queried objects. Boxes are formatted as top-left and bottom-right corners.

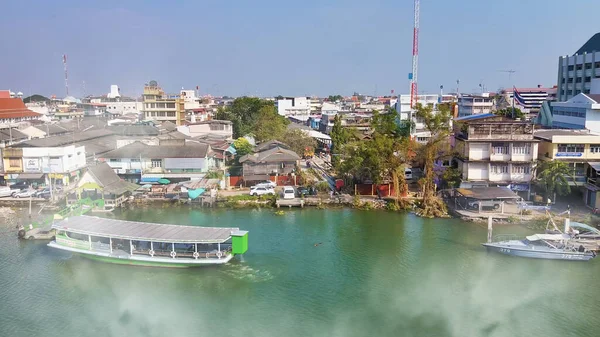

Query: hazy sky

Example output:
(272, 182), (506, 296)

(1, 0), (598, 98)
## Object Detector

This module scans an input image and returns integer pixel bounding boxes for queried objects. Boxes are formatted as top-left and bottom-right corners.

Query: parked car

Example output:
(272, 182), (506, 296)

(256, 180), (277, 188)
(250, 186), (275, 196)
(297, 186), (310, 197)
(0, 186), (12, 198)
(9, 181), (29, 190)
(468, 200), (501, 210)
(12, 189), (36, 198)
(405, 168), (413, 180)
(34, 188), (52, 199)
(282, 186), (295, 199)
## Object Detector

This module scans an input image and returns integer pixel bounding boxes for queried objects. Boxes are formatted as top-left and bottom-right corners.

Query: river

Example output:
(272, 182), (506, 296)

(1, 207), (599, 337)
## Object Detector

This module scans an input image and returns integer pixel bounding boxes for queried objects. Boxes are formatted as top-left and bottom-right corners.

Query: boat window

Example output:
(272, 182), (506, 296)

(90, 236), (110, 245)
(66, 232), (89, 241)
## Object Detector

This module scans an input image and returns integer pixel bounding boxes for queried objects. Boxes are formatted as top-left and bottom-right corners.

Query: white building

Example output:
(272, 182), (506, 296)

(277, 97), (311, 116)
(550, 93), (600, 131)
(395, 94), (455, 143)
(104, 101), (143, 115)
(177, 120), (233, 140)
(504, 87), (557, 114)
(107, 85), (121, 99)
(21, 145), (87, 185)
(457, 93), (495, 117)
(557, 32), (600, 101)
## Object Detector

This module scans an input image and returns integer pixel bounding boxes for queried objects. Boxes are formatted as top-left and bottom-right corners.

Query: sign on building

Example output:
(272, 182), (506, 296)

(23, 158), (40, 173)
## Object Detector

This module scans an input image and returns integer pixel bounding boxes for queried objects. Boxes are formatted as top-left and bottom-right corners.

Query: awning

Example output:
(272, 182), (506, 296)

(140, 177), (160, 183)
(158, 178), (171, 184)
(243, 174), (270, 181)
(589, 162), (600, 172)
(17, 173), (44, 180)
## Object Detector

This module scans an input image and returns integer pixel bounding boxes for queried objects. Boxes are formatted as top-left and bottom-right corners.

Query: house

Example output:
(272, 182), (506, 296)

(549, 90), (600, 131)
(453, 113), (538, 198)
(68, 162), (139, 211)
(239, 146), (300, 183)
(0, 128), (29, 147)
(99, 140), (214, 183)
(19, 124), (71, 139)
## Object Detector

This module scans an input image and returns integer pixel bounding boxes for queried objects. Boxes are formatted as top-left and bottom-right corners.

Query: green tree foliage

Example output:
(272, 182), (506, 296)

(495, 107), (524, 119)
(414, 103), (453, 217)
(253, 106), (289, 142)
(233, 137), (253, 157)
(214, 97), (275, 138)
(536, 161), (573, 201)
(330, 115), (353, 169)
(441, 167), (462, 189)
(279, 129), (317, 158)
(327, 95), (343, 102)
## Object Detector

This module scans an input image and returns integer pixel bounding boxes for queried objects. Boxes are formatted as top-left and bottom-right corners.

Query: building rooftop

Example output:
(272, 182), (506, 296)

(239, 146), (300, 163)
(0, 98), (41, 119)
(52, 215), (240, 243)
(0, 128), (28, 141)
(574, 32), (600, 55)
(85, 162), (139, 195)
(107, 125), (159, 137)
(33, 124), (70, 136)
(455, 187), (521, 200)
(534, 129), (599, 141)
(586, 94), (600, 104)
(12, 129), (114, 148)
(100, 141), (209, 159)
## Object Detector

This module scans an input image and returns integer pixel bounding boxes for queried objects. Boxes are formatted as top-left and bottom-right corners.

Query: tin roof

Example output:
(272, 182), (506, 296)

(455, 187), (521, 200)
(52, 215), (241, 243)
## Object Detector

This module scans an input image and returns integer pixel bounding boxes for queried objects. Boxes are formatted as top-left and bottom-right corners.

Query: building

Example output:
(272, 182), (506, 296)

(104, 101), (143, 115)
(318, 112), (371, 135)
(107, 85), (121, 99)
(453, 114), (538, 197)
(68, 162), (138, 211)
(457, 93), (495, 117)
(502, 87), (557, 114)
(177, 120), (233, 140)
(534, 129), (600, 188)
(277, 97), (311, 116)
(550, 90), (600, 130)
(141, 81), (185, 126)
(2, 144), (87, 186)
(395, 94), (455, 143)
(0, 97), (41, 124)
(99, 140), (217, 183)
(557, 32), (600, 101)
(239, 146), (300, 183)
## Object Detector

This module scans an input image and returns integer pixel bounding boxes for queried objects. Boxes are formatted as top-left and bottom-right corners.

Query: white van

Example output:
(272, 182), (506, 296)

(405, 168), (413, 180)
(282, 186), (295, 199)
(0, 186), (12, 198)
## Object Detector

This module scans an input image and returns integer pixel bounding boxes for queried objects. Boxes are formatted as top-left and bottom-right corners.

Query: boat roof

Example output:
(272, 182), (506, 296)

(526, 233), (570, 241)
(570, 222), (600, 235)
(52, 215), (240, 243)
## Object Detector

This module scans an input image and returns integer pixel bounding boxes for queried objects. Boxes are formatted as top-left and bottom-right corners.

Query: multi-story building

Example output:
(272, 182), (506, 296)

(557, 32), (600, 101)
(176, 120), (233, 140)
(2, 145), (86, 186)
(277, 97), (311, 116)
(502, 87), (557, 114)
(141, 81), (185, 126)
(104, 101), (143, 115)
(550, 87), (600, 130)
(453, 113), (538, 197)
(394, 94), (456, 143)
(457, 93), (495, 117)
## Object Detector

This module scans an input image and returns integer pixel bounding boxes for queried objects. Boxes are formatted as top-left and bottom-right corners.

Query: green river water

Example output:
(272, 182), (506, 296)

(1, 207), (599, 337)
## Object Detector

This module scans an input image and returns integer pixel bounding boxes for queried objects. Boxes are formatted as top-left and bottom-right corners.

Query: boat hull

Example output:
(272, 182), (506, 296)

(48, 242), (234, 268)
(482, 243), (595, 261)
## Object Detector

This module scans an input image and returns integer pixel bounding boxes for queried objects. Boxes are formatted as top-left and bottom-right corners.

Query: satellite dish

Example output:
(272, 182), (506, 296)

(149, 80), (158, 87)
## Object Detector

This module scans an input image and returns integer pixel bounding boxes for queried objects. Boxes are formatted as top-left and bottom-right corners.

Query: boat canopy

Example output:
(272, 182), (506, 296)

(570, 222), (600, 235)
(526, 234), (570, 241)
(52, 215), (239, 243)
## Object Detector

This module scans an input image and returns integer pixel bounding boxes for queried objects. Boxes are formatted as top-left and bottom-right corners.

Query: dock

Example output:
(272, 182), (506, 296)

(276, 198), (305, 208)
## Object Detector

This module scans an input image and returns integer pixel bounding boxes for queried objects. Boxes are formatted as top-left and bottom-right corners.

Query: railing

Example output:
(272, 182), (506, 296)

(492, 234), (519, 242)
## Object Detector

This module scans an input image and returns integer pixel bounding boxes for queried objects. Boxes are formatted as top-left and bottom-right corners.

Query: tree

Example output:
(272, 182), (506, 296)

(253, 105), (289, 142)
(279, 129), (317, 158)
(536, 161), (573, 202)
(233, 137), (253, 157)
(414, 103), (453, 217)
(327, 95), (343, 102)
(441, 167), (462, 189)
(215, 97), (274, 138)
(495, 107), (524, 119)
(330, 115), (353, 169)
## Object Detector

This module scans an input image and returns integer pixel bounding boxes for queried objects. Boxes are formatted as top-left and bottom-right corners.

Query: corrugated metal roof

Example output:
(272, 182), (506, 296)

(52, 215), (239, 243)
(454, 113), (496, 122)
(455, 187), (521, 200)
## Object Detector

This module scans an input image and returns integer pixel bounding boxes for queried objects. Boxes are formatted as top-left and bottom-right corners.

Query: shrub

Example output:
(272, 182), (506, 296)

(315, 181), (330, 192)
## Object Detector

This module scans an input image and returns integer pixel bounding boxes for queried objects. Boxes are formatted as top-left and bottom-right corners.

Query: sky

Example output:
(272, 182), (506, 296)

(0, 0), (599, 98)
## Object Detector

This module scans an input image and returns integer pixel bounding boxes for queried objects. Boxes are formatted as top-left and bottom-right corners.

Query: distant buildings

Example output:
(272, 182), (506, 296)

(557, 32), (600, 101)
(457, 93), (495, 117)
(277, 97), (311, 116)
(0, 92), (41, 124)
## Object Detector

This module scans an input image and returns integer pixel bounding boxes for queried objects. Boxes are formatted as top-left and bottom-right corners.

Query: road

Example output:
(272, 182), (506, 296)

(308, 157), (335, 190)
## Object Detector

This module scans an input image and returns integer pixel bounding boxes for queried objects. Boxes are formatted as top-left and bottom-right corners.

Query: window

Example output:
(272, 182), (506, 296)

(151, 159), (162, 168)
(591, 145), (600, 153)
(491, 164), (508, 174)
(512, 165), (531, 174)
(561, 78), (566, 84)
(567, 78), (573, 83)
(557, 144), (584, 153)
(167, 112), (176, 117)
(585, 76), (592, 82)
(576, 64), (583, 70)
(576, 77), (582, 83)
(131, 158), (140, 162)
(553, 107), (586, 118)
(568, 65), (574, 71)
(596, 62), (600, 69)
(512, 143), (531, 155)
(9, 158), (20, 167)
(492, 142), (509, 154)
(166, 103), (175, 109)
(109, 159), (120, 162)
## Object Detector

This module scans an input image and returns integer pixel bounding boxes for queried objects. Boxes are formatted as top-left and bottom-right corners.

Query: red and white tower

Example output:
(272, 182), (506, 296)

(410, 0), (420, 109)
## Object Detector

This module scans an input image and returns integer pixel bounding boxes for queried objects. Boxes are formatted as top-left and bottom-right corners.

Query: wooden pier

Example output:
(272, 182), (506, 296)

(276, 199), (305, 208)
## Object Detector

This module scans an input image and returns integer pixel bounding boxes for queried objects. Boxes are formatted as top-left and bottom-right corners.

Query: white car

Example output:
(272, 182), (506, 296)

(256, 180), (277, 188)
(250, 186), (275, 196)
(12, 189), (36, 198)
(282, 186), (295, 199)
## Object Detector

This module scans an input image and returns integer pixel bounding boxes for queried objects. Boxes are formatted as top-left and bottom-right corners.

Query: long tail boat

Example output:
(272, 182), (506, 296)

(47, 215), (248, 267)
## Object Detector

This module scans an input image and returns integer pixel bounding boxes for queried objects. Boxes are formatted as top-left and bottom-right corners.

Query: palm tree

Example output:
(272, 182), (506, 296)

(536, 161), (574, 202)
